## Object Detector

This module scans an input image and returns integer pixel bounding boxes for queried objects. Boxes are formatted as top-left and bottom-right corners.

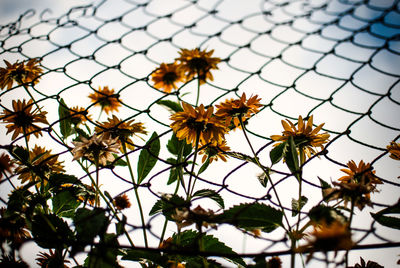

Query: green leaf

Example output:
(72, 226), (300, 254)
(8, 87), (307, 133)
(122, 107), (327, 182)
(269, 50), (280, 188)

(284, 136), (300, 180)
(166, 158), (179, 185)
(12, 146), (29, 162)
(318, 177), (331, 189)
(149, 199), (163, 216)
(217, 203), (283, 233)
(32, 213), (74, 248)
(291, 196), (308, 217)
(149, 194), (189, 219)
(48, 173), (81, 189)
(371, 201), (400, 230)
(137, 132), (160, 184)
(58, 98), (72, 138)
(85, 233), (120, 268)
(157, 100), (183, 113)
(167, 132), (192, 157)
(112, 154), (127, 166)
(257, 173), (268, 188)
(52, 190), (80, 218)
(270, 142), (287, 165)
(201, 233), (245, 266)
(193, 189), (224, 209)
(122, 249), (166, 265)
(198, 158), (210, 175)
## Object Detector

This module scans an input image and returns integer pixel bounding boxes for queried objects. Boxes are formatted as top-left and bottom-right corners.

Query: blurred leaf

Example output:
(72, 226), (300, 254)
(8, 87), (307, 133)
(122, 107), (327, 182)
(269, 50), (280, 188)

(137, 132), (160, 184)
(270, 142), (287, 165)
(371, 201), (400, 230)
(122, 249), (166, 265)
(193, 189), (224, 209)
(52, 190), (80, 218)
(32, 213), (74, 248)
(308, 205), (347, 224)
(12, 145), (29, 162)
(157, 100), (183, 113)
(85, 234), (120, 268)
(291, 196), (308, 217)
(217, 203), (282, 233)
(116, 215), (127, 236)
(59, 98), (72, 138)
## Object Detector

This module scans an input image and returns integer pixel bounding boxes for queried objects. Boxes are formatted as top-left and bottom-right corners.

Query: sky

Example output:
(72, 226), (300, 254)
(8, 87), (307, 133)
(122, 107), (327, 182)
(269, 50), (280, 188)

(0, 0), (399, 267)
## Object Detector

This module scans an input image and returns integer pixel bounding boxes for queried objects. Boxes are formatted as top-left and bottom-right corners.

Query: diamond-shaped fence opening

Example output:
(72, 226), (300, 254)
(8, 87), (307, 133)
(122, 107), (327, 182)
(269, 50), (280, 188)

(0, 0), (399, 267)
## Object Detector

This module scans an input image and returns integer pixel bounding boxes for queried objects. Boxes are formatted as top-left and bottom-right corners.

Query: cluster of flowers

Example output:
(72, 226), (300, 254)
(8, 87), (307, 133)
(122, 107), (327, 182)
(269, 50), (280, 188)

(0, 48), (398, 267)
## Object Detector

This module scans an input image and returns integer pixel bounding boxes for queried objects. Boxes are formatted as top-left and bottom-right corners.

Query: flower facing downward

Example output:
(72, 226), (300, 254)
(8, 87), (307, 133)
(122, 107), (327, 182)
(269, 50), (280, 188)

(71, 134), (120, 166)
(14, 145), (65, 186)
(0, 152), (15, 181)
(1, 99), (48, 141)
(0, 58), (43, 90)
(387, 141), (400, 161)
(69, 106), (91, 126)
(215, 93), (262, 129)
(170, 102), (228, 147)
(176, 48), (221, 84)
(270, 115), (330, 159)
(95, 115), (147, 152)
(88, 86), (121, 115)
(199, 140), (230, 163)
(151, 62), (186, 93)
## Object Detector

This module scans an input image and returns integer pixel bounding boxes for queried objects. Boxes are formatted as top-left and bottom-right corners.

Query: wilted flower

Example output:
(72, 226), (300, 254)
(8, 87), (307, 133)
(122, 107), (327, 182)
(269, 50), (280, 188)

(0, 58), (43, 90)
(151, 62), (186, 93)
(170, 102), (228, 147)
(113, 193), (131, 210)
(1, 99), (48, 141)
(215, 93), (262, 129)
(171, 205), (217, 230)
(71, 134), (120, 166)
(88, 86), (121, 115)
(270, 115), (330, 160)
(95, 115), (147, 152)
(387, 141), (400, 161)
(0, 152), (15, 181)
(267, 256), (282, 268)
(176, 48), (220, 84)
(14, 145), (64, 186)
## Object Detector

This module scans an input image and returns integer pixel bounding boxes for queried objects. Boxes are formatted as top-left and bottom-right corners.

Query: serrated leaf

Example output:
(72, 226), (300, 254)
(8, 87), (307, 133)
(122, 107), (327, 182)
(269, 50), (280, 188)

(193, 189), (224, 209)
(149, 199), (163, 216)
(157, 100), (183, 113)
(32, 213), (74, 248)
(270, 142), (287, 165)
(217, 203), (282, 232)
(58, 98), (72, 138)
(291, 196), (308, 217)
(52, 190), (80, 218)
(137, 132), (160, 184)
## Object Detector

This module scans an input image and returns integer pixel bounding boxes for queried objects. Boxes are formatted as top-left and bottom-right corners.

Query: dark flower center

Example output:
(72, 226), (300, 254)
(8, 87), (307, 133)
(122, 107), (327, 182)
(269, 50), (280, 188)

(163, 72), (178, 84)
(187, 118), (208, 132)
(293, 134), (312, 147)
(188, 57), (209, 72)
(15, 111), (34, 128)
(228, 107), (249, 117)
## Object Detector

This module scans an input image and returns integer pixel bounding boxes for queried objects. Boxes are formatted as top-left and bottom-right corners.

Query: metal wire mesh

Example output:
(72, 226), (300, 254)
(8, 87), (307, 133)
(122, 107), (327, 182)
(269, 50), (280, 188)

(0, 0), (399, 267)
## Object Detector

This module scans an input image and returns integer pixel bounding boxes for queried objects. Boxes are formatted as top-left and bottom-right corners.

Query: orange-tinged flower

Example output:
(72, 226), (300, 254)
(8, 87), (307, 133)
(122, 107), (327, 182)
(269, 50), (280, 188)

(113, 193), (131, 210)
(71, 134), (120, 166)
(151, 62), (186, 93)
(176, 48), (220, 84)
(338, 160), (381, 186)
(215, 93), (262, 129)
(170, 102), (228, 147)
(14, 145), (65, 186)
(270, 115), (330, 160)
(69, 106), (91, 126)
(95, 115), (147, 152)
(88, 86), (121, 115)
(387, 141), (400, 160)
(199, 140), (230, 163)
(0, 152), (15, 180)
(267, 256), (282, 268)
(1, 99), (48, 141)
(0, 58), (43, 90)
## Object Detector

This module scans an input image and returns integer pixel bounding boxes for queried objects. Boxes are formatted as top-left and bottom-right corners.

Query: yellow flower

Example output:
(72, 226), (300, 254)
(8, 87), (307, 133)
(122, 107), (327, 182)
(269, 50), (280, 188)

(175, 48), (221, 84)
(387, 141), (400, 160)
(270, 115), (330, 160)
(71, 134), (120, 166)
(14, 145), (65, 186)
(338, 160), (381, 186)
(199, 140), (230, 163)
(1, 99), (48, 141)
(215, 93), (262, 129)
(297, 220), (353, 262)
(95, 115), (147, 152)
(151, 62), (186, 93)
(88, 86), (121, 115)
(0, 152), (15, 181)
(0, 58), (43, 90)
(113, 194), (131, 210)
(170, 102), (228, 147)
(69, 106), (91, 126)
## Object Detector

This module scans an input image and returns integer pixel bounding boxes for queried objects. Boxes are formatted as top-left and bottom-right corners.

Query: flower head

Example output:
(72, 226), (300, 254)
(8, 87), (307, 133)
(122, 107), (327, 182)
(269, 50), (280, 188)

(215, 93), (262, 129)
(71, 134), (120, 166)
(1, 99), (48, 141)
(270, 115), (330, 160)
(0, 207), (31, 246)
(113, 194), (131, 210)
(95, 115), (147, 152)
(267, 256), (282, 268)
(176, 48), (220, 84)
(88, 86), (121, 115)
(387, 141), (400, 161)
(199, 140), (230, 163)
(69, 106), (91, 126)
(14, 145), (65, 186)
(170, 102), (228, 147)
(36, 249), (70, 268)
(151, 62), (186, 93)
(0, 152), (15, 181)
(0, 58), (43, 90)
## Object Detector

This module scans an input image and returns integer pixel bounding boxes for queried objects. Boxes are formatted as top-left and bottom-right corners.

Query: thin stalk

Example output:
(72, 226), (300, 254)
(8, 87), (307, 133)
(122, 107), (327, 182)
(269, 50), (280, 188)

(187, 131), (200, 200)
(345, 201), (355, 267)
(122, 142), (148, 248)
(195, 72), (201, 107)
(94, 157), (100, 207)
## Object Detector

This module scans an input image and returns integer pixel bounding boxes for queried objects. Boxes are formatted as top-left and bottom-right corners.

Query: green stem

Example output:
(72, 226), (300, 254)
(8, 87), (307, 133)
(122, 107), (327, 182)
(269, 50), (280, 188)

(187, 131), (200, 200)
(345, 201), (355, 267)
(195, 73), (201, 107)
(122, 142), (148, 248)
